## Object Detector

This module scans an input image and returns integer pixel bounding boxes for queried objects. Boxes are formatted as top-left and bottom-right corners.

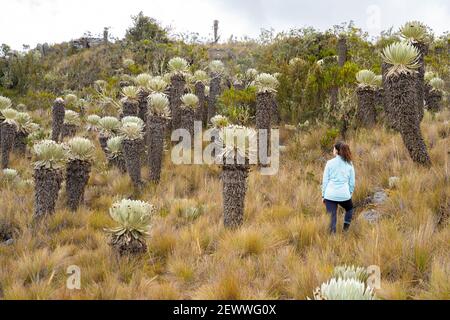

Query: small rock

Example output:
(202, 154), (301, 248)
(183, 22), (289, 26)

(388, 177), (400, 189)
(362, 209), (381, 223)
(372, 189), (388, 205)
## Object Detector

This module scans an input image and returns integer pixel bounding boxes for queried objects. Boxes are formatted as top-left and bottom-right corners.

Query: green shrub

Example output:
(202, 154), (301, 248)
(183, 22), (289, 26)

(320, 128), (339, 150)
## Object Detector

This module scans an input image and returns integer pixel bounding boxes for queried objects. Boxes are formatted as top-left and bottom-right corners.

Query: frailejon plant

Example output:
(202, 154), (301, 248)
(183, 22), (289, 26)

(33, 140), (67, 218)
(120, 121), (144, 187)
(425, 77), (445, 113)
(168, 57), (189, 131)
(208, 60), (225, 122)
(122, 115), (146, 158)
(1, 108), (18, 169)
(51, 98), (65, 142)
(61, 110), (80, 140)
(400, 21), (429, 123)
(382, 42), (431, 166)
(121, 86), (139, 119)
(216, 125), (257, 228)
(105, 199), (155, 256)
(65, 137), (95, 211)
(0, 96), (12, 145)
(355, 70), (377, 126)
(98, 116), (121, 154)
(13, 112), (34, 155)
(106, 136), (126, 173)
(313, 278), (375, 300)
(332, 265), (369, 283)
(193, 70), (209, 126)
(86, 114), (101, 132)
(1, 168), (20, 187)
(254, 73), (278, 163)
(179, 93), (199, 137)
(134, 73), (152, 122)
(147, 77), (168, 94)
(147, 93), (171, 183)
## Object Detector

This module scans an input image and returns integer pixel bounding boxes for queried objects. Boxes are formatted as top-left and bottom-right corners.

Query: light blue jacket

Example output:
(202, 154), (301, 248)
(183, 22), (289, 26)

(322, 156), (355, 202)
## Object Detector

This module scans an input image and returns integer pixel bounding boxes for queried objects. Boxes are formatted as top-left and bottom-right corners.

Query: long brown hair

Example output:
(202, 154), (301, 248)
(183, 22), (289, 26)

(335, 141), (352, 163)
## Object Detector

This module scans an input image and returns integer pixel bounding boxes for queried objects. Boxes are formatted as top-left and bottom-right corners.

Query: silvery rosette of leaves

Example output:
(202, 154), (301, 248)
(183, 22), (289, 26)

(147, 93), (171, 118)
(382, 42), (420, 77)
(252, 73), (279, 93)
(215, 125), (257, 164)
(67, 137), (95, 162)
(33, 140), (68, 170)
(105, 199), (155, 244)
(98, 116), (121, 137)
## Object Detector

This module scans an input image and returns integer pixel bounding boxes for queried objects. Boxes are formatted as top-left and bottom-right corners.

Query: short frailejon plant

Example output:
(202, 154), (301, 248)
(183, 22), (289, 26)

(33, 140), (67, 218)
(61, 110), (80, 140)
(147, 93), (171, 183)
(106, 136), (126, 173)
(65, 137), (95, 211)
(254, 73), (278, 162)
(193, 70), (209, 126)
(313, 278), (376, 300)
(86, 114), (101, 132)
(13, 112), (34, 155)
(98, 116), (121, 154)
(121, 86), (139, 118)
(355, 70), (377, 126)
(332, 265), (369, 283)
(1, 108), (18, 169)
(147, 77), (168, 94)
(382, 42), (431, 166)
(51, 98), (65, 142)
(135, 73), (152, 122)
(168, 57), (188, 131)
(105, 199), (155, 256)
(120, 121), (144, 188)
(216, 125), (257, 228)
(425, 77), (445, 113)
(179, 93), (199, 136)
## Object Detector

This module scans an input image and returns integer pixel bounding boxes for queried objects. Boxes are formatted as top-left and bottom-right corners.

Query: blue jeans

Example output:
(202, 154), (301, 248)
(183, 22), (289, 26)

(324, 199), (354, 233)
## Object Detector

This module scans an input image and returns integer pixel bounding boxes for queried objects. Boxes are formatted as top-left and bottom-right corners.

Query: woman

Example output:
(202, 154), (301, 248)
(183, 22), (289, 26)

(322, 142), (355, 233)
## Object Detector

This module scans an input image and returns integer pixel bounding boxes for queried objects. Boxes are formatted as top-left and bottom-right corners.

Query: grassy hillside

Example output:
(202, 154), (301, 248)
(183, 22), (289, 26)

(0, 110), (448, 299)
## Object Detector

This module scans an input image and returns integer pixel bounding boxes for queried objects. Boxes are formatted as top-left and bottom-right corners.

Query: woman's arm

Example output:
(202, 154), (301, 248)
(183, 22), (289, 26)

(349, 165), (355, 196)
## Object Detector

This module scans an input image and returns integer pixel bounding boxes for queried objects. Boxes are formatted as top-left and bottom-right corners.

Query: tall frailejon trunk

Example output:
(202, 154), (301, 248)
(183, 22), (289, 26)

(51, 100), (65, 142)
(170, 74), (185, 131)
(137, 89), (149, 122)
(147, 115), (166, 183)
(179, 106), (195, 138)
(386, 72), (431, 166)
(60, 124), (77, 140)
(108, 154), (127, 173)
(120, 99), (139, 119)
(412, 42), (428, 124)
(256, 91), (272, 164)
(382, 62), (399, 131)
(13, 131), (28, 156)
(66, 159), (91, 211)
(425, 85), (443, 113)
(222, 164), (249, 229)
(208, 74), (221, 123)
(1, 122), (16, 169)
(122, 138), (143, 187)
(194, 82), (206, 126)
(33, 167), (63, 218)
(356, 87), (377, 126)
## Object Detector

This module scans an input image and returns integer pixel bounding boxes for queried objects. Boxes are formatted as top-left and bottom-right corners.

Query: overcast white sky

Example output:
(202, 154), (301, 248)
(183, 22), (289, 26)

(1, 0), (449, 49)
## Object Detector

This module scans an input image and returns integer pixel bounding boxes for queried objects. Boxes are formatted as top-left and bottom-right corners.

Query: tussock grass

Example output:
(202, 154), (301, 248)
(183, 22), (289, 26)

(0, 110), (448, 299)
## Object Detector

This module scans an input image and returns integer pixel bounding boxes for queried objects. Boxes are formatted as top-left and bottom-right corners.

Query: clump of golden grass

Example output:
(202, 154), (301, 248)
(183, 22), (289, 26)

(0, 109), (448, 300)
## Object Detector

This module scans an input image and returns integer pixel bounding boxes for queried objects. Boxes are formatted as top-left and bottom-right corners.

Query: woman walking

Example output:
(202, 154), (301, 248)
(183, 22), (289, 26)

(322, 142), (355, 233)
